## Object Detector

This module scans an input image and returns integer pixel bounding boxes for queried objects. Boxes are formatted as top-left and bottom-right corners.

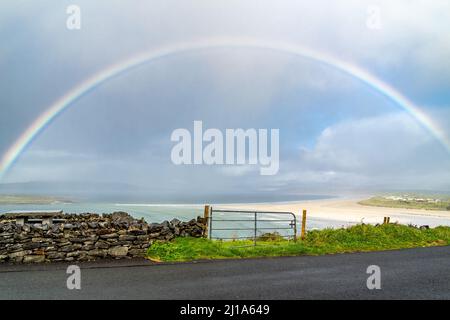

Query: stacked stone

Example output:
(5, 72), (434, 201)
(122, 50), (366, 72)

(0, 212), (206, 263)
(148, 217), (206, 240)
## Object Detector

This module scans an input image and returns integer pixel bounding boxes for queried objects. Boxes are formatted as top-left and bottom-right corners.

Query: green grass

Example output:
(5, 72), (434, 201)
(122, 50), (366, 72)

(358, 196), (450, 211)
(147, 224), (450, 262)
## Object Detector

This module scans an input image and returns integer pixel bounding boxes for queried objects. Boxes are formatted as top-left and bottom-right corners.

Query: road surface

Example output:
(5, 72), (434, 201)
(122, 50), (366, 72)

(0, 246), (449, 299)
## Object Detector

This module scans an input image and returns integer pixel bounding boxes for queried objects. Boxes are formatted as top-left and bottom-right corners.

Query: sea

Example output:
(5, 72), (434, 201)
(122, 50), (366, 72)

(0, 195), (337, 239)
(2, 195), (449, 239)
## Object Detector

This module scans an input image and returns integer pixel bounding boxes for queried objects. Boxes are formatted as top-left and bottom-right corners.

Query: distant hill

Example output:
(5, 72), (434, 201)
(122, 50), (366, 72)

(0, 181), (145, 203)
(0, 195), (72, 205)
(0, 181), (333, 204)
(359, 194), (450, 211)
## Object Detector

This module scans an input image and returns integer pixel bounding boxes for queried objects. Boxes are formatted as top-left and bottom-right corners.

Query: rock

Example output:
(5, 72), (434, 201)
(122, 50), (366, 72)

(0, 232), (14, 238)
(164, 234), (174, 241)
(52, 233), (64, 239)
(98, 222), (109, 228)
(119, 235), (136, 241)
(111, 212), (134, 223)
(82, 244), (95, 251)
(46, 252), (66, 259)
(160, 226), (171, 235)
(108, 246), (128, 257)
(31, 224), (43, 231)
(60, 244), (82, 252)
(80, 222), (88, 229)
(14, 234), (29, 241)
(148, 223), (162, 232)
(88, 249), (107, 257)
(148, 232), (160, 238)
(23, 255), (45, 263)
(23, 242), (46, 250)
(112, 241), (132, 246)
(67, 251), (81, 258)
(94, 241), (110, 249)
(99, 233), (118, 239)
(127, 229), (146, 236)
(33, 250), (45, 257)
(0, 238), (14, 244)
(88, 222), (98, 228)
(52, 224), (63, 232)
(8, 250), (31, 259)
(162, 221), (170, 228)
(0, 210), (206, 264)
(7, 243), (24, 252)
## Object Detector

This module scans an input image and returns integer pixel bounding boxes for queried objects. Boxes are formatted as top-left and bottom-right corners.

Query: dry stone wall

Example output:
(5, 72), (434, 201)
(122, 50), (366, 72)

(0, 212), (206, 263)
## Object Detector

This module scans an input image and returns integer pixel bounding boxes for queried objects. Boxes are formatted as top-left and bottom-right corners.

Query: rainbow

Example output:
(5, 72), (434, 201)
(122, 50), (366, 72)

(1, 37), (449, 180)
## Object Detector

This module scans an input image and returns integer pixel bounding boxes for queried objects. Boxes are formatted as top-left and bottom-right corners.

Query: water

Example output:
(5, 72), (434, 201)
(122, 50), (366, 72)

(0, 201), (317, 239)
(2, 200), (449, 239)
(0, 202), (204, 223)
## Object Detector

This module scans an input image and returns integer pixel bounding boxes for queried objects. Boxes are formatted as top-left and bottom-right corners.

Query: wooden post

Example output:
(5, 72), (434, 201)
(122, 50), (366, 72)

(203, 205), (210, 238)
(387, 217), (390, 224)
(254, 212), (257, 246)
(293, 217), (297, 242)
(301, 209), (307, 240)
(383, 217), (387, 224)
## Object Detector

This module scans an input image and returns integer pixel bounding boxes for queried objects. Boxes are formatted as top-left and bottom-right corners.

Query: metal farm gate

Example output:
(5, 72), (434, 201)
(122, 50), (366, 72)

(205, 206), (298, 245)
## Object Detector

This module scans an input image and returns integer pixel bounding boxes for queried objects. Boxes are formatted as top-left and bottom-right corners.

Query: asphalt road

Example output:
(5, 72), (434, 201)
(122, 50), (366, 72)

(0, 246), (449, 299)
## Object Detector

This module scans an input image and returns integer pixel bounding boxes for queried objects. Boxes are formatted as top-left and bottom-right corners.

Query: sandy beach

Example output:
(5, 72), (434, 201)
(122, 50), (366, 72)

(218, 197), (450, 228)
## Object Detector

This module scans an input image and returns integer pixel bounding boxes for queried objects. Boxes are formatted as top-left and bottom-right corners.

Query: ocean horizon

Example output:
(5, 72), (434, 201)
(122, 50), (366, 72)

(0, 194), (342, 236)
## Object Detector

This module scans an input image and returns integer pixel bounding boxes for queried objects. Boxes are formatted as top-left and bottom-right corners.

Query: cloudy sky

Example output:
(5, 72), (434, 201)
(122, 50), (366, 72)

(1, 0), (450, 201)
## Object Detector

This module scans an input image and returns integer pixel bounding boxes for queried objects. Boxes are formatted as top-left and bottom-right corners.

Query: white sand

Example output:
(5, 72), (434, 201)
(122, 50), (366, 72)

(217, 197), (450, 228)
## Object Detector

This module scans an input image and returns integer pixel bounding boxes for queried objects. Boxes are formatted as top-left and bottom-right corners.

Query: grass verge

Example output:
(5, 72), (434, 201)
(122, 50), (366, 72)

(147, 224), (450, 262)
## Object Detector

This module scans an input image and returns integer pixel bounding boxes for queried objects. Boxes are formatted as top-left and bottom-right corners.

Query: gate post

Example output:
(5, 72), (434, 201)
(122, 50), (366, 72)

(254, 212), (257, 246)
(203, 205), (210, 238)
(301, 209), (307, 240)
(293, 216), (297, 242)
